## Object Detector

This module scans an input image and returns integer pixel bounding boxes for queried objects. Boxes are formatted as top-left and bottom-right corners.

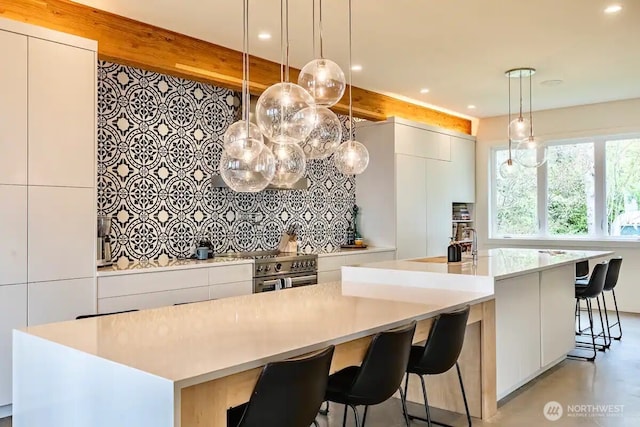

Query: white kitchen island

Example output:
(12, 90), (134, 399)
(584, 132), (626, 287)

(342, 248), (614, 399)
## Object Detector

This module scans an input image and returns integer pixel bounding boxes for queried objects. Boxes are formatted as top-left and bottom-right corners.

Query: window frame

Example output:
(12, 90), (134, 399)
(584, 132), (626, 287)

(490, 133), (640, 241)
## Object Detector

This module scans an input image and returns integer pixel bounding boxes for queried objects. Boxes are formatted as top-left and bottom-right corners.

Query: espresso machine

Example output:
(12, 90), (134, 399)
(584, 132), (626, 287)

(97, 215), (113, 267)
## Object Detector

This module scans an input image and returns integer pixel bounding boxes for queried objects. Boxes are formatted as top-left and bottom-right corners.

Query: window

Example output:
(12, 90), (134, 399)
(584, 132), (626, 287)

(491, 134), (640, 239)
(606, 138), (640, 236)
(494, 149), (537, 235)
(546, 143), (595, 236)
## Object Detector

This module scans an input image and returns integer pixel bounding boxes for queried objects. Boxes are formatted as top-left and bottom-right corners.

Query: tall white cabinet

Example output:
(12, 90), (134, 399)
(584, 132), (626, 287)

(356, 117), (475, 260)
(0, 18), (97, 412)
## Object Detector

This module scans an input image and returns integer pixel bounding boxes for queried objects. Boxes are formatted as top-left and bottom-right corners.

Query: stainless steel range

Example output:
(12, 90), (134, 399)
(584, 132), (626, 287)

(253, 252), (318, 292)
(219, 250), (318, 293)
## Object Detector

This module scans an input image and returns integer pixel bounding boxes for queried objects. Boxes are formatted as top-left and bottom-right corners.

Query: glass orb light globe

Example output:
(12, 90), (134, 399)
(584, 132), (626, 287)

(255, 82), (316, 145)
(222, 120), (264, 161)
(219, 146), (275, 193)
(334, 140), (369, 175)
(514, 136), (548, 168)
(508, 117), (531, 142)
(298, 58), (346, 107)
(300, 107), (342, 159)
(499, 158), (517, 178)
(270, 142), (307, 187)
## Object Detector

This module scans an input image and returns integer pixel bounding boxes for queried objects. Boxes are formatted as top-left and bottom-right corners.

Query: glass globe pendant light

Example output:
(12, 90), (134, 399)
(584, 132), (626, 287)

(270, 141), (307, 187)
(499, 157), (517, 179)
(297, 0), (346, 107)
(506, 68), (534, 143)
(255, 0), (316, 145)
(222, 0), (264, 161)
(300, 106), (342, 159)
(219, 145), (276, 193)
(334, 0), (369, 175)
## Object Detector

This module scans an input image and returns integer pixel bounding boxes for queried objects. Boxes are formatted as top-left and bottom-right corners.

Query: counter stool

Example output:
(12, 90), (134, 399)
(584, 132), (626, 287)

(227, 345), (335, 427)
(576, 257), (623, 346)
(76, 309), (139, 319)
(323, 321), (417, 427)
(570, 262), (608, 361)
(401, 305), (471, 427)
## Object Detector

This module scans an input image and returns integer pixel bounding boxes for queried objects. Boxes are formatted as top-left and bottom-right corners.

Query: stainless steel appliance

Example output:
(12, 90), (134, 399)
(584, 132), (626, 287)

(253, 252), (318, 293)
(97, 215), (113, 267)
(220, 250), (318, 293)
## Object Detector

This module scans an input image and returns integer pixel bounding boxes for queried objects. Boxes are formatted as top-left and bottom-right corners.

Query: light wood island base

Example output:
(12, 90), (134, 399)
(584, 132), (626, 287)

(180, 300), (496, 426)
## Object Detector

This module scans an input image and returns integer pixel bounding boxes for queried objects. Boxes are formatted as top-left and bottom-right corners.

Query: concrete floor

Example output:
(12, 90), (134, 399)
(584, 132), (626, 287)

(2, 312), (639, 427)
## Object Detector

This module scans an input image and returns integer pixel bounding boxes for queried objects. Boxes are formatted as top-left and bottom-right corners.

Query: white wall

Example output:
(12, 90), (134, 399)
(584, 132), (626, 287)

(475, 98), (640, 313)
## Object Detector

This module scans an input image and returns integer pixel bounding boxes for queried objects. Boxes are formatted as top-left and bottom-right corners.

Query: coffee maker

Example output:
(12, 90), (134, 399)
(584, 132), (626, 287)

(97, 215), (113, 267)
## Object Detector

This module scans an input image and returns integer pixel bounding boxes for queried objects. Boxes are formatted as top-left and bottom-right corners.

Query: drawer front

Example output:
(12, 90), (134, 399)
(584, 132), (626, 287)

(344, 250), (396, 266)
(98, 268), (209, 298)
(208, 264), (253, 286)
(318, 270), (341, 284)
(209, 281), (253, 300)
(98, 286), (210, 313)
(317, 256), (345, 272)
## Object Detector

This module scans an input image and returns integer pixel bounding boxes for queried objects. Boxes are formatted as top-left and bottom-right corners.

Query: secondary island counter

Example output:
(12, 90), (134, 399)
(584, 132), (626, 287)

(13, 281), (496, 427)
(342, 248), (614, 399)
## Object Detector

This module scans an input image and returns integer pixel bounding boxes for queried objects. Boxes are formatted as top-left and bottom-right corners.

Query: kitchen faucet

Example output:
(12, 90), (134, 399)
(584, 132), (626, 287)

(468, 228), (478, 263)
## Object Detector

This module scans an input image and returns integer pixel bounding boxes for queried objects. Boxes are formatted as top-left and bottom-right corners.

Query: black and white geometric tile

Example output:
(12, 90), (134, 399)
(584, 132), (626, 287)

(97, 61), (357, 262)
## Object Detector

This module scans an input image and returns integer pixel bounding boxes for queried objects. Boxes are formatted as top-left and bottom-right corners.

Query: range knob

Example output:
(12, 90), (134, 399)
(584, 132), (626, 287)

(292, 261), (298, 269)
(275, 263), (282, 272)
(303, 261), (309, 268)
(265, 265), (271, 272)
(257, 265), (264, 272)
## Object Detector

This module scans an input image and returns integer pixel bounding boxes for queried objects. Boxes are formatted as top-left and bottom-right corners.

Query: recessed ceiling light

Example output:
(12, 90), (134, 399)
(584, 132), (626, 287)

(419, 88), (430, 94)
(351, 65), (362, 71)
(467, 105), (476, 109)
(258, 32), (272, 40)
(604, 4), (622, 14)
(540, 79), (564, 87)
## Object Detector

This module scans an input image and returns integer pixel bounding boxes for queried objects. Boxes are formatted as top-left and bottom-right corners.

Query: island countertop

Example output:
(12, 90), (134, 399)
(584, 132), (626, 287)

(17, 281), (493, 388)
(347, 248), (613, 281)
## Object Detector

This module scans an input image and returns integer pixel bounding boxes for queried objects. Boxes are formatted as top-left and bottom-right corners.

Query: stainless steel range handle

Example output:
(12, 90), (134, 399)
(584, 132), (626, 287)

(290, 275), (317, 284)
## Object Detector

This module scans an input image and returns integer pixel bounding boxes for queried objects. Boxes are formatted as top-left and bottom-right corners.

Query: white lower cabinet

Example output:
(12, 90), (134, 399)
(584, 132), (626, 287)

(99, 286), (210, 313)
(540, 265), (576, 366)
(0, 283), (27, 406)
(317, 250), (396, 283)
(209, 281), (253, 300)
(28, 278), (95, 326)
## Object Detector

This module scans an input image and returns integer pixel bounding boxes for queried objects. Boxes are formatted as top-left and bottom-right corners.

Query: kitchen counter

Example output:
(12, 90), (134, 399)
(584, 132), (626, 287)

(314, 246), (396, 257)
(13, 280), (496, 426)
(342, 247), (614, 399)
(97, 256), (253, 277)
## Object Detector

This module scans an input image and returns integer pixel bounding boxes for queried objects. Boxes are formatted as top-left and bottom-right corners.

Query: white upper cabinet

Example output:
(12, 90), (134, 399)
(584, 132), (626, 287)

(0, 185), (28, 285)
(0, 30), (27, 185)
(450, 136), (476, 203)
(394, 122), (451, 161)
(28, 38), (96, 188)
(28, 186), (95, 282)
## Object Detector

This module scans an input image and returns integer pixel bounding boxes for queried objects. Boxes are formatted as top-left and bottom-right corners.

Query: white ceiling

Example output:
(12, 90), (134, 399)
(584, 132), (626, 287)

(73, 0), (640, 118)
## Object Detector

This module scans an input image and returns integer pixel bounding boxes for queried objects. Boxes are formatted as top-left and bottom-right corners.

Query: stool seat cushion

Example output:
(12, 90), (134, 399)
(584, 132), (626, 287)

(406, 345), (440, 375)
(227, 403), (248, 427)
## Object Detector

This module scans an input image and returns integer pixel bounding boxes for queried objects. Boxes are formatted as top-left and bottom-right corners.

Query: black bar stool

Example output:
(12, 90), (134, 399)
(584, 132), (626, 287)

(76, 309), (139, 319)
(323, 321), (417, 427)
(577, 257), (624, 347)
(401, 305), (471, 427)
(227, 345), (335, 427)
(570, 261), (608, 361)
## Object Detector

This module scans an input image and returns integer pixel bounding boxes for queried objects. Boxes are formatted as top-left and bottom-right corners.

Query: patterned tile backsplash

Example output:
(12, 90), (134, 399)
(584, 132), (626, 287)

(97, 61), (357, 262)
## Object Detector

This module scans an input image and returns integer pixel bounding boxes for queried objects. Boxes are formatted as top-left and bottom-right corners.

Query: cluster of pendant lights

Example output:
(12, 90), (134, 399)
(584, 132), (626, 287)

(499, 67), (548, 178)
(220, 0), (369, 193)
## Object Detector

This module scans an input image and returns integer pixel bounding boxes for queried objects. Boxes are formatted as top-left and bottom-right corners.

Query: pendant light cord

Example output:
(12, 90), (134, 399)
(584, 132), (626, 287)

(280, 0), (284, 83)
(319, 0), (324, 59)
(529, 71), (534, 137)
(518, 70), (523, 119)
(348, 0), (354, 141)
(285, 0), (290, 82)
(242, 0), (249, 124)
(508, 73), (512, 159)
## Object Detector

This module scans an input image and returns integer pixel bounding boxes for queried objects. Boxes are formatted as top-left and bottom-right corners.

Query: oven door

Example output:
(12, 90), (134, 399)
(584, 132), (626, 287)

(253, 273), (318, 293)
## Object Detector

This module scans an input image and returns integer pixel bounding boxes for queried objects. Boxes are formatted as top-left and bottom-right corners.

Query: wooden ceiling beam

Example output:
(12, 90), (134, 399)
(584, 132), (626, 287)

(0, 0), (471, 134)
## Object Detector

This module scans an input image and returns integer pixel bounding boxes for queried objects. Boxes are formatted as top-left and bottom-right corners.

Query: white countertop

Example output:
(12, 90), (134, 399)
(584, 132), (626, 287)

(350, 248), (613, 281)
(20, 281), (491, 388)
(315, 246), (396, 257)
(97, 256), (253, 277)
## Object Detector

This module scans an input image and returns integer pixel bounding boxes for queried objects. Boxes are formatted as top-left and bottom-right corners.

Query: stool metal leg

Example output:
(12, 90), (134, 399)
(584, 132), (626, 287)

(349, 404), (361, 427)
(342, 404), (348, 427)
(399, 378), (411, 427)
(455, 362), (472, 427)
(568, 298), (597, 361)
(319, 401), (329, 416)
(611, 289), (623, 340)
(600, 295), (612, 348)
(361, 406), (369, 427)
(419, 375), (433, 427)
(595, 296), (610, 350)
(312, 420), (320, 427)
